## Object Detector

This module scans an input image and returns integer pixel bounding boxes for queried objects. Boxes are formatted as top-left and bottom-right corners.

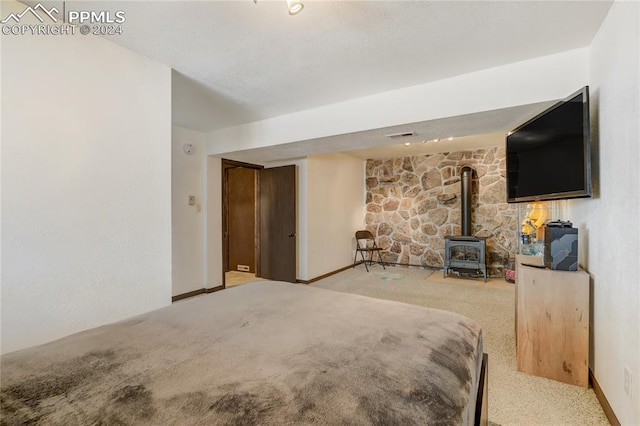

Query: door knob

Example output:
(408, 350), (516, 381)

(288, 233), (296, 237)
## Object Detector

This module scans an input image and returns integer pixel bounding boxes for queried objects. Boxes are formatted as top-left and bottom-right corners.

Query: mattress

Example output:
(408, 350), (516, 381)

(1, 281), (484, 425)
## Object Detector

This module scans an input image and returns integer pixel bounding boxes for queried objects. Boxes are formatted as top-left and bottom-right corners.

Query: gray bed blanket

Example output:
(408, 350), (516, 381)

(1, 282), (483, 425)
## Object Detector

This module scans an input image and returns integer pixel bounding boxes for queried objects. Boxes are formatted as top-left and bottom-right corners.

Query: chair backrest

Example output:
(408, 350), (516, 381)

(355, 230), (379, 249)
(355, 230), (374, 240)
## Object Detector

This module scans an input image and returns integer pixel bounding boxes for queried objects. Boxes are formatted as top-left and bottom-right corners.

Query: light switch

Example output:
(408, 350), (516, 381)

(188, 196), (196, 206)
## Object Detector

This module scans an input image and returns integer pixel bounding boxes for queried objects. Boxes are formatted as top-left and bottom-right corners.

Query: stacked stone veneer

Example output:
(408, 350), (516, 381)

(365, 146), (518, 275)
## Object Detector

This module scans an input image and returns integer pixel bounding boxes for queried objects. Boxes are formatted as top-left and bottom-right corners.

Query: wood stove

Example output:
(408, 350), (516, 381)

(443, 165), (488, 282)
(444, 236), (487, 282)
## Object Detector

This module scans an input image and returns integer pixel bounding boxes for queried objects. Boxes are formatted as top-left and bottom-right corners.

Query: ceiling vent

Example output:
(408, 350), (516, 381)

(385, 131), (415, 139)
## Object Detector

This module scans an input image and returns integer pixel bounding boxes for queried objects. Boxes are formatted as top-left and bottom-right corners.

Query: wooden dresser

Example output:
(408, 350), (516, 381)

(515, 255), (590, 387)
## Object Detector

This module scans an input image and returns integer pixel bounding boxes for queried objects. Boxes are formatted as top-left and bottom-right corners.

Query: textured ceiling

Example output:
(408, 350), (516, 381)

(87, 0), (612, 133)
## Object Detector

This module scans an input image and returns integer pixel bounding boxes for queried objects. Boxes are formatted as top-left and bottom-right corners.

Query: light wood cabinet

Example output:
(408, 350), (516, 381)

(515, 255), (590, 387)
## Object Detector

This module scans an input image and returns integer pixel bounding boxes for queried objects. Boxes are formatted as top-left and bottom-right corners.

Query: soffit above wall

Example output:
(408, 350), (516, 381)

(33, 0), (612, 132)
(216, 100), (556, 164)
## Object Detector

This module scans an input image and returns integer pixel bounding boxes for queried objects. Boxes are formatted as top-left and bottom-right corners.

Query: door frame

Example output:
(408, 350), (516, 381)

(221, 159), (264, 289)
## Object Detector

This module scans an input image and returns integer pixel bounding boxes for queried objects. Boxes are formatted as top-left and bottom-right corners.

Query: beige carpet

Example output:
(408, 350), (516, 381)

(312, 265), (609, 426)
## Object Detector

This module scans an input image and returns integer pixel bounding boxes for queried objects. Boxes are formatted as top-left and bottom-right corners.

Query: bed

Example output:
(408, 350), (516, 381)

(1, 282), (487, 425)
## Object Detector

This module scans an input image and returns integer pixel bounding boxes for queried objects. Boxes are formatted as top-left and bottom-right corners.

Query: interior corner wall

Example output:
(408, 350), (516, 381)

(306, 153), (365, 280)
(172, 127), (205, 296)
(1, 18), (172, 353)
(568, 2), (640, 424)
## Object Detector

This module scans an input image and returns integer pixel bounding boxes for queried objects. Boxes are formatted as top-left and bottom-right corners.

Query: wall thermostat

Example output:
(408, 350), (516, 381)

(183, 143), (194, 155)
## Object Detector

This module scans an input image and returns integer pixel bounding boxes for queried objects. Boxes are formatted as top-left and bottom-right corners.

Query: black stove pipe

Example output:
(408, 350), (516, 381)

(460, 166), (474, 236)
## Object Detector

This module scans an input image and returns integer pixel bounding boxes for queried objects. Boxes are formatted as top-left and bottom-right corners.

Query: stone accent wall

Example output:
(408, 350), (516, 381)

(365, 146), (517, 275)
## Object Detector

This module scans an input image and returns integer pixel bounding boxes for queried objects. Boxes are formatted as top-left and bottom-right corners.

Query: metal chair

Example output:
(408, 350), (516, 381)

(353, 230), (386, 272)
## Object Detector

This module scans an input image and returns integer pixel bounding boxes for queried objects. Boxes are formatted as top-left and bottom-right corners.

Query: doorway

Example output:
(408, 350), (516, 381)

(221, 159), (298, 288)
(222, 159), (262, 288)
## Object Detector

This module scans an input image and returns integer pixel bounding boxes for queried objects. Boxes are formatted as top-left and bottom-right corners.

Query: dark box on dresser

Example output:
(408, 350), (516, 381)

(544, 225), (578, 271)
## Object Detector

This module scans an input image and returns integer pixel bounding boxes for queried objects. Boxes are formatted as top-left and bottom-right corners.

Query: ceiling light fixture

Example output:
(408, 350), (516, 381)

(287, 0), (304, 15)
(433, 138), (440, 143)
(447, 137), (454, 141)
(404, 142), (411, 147)
(253, 0), (304, 16)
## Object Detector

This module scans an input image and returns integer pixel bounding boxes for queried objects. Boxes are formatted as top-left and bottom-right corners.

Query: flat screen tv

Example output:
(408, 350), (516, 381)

(506, 86), (592, 203)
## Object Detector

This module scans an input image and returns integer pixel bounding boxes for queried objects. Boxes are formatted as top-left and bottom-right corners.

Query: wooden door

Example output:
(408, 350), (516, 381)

(259, 165), (296, 282)
(227, 167), (257, 273)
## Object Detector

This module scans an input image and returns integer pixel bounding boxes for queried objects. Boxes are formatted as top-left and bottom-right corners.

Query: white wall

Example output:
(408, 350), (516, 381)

(569, 2), (640, 424)
(207, 48), (588, 155)
(1, 3), (172, 354)
(205, 156), (223, 289)
(306, 153), (365, 280)
(172, 127), (205, 296)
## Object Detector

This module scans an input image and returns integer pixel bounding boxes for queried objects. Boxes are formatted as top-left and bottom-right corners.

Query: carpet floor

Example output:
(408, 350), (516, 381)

(311, 265), (609, 426)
